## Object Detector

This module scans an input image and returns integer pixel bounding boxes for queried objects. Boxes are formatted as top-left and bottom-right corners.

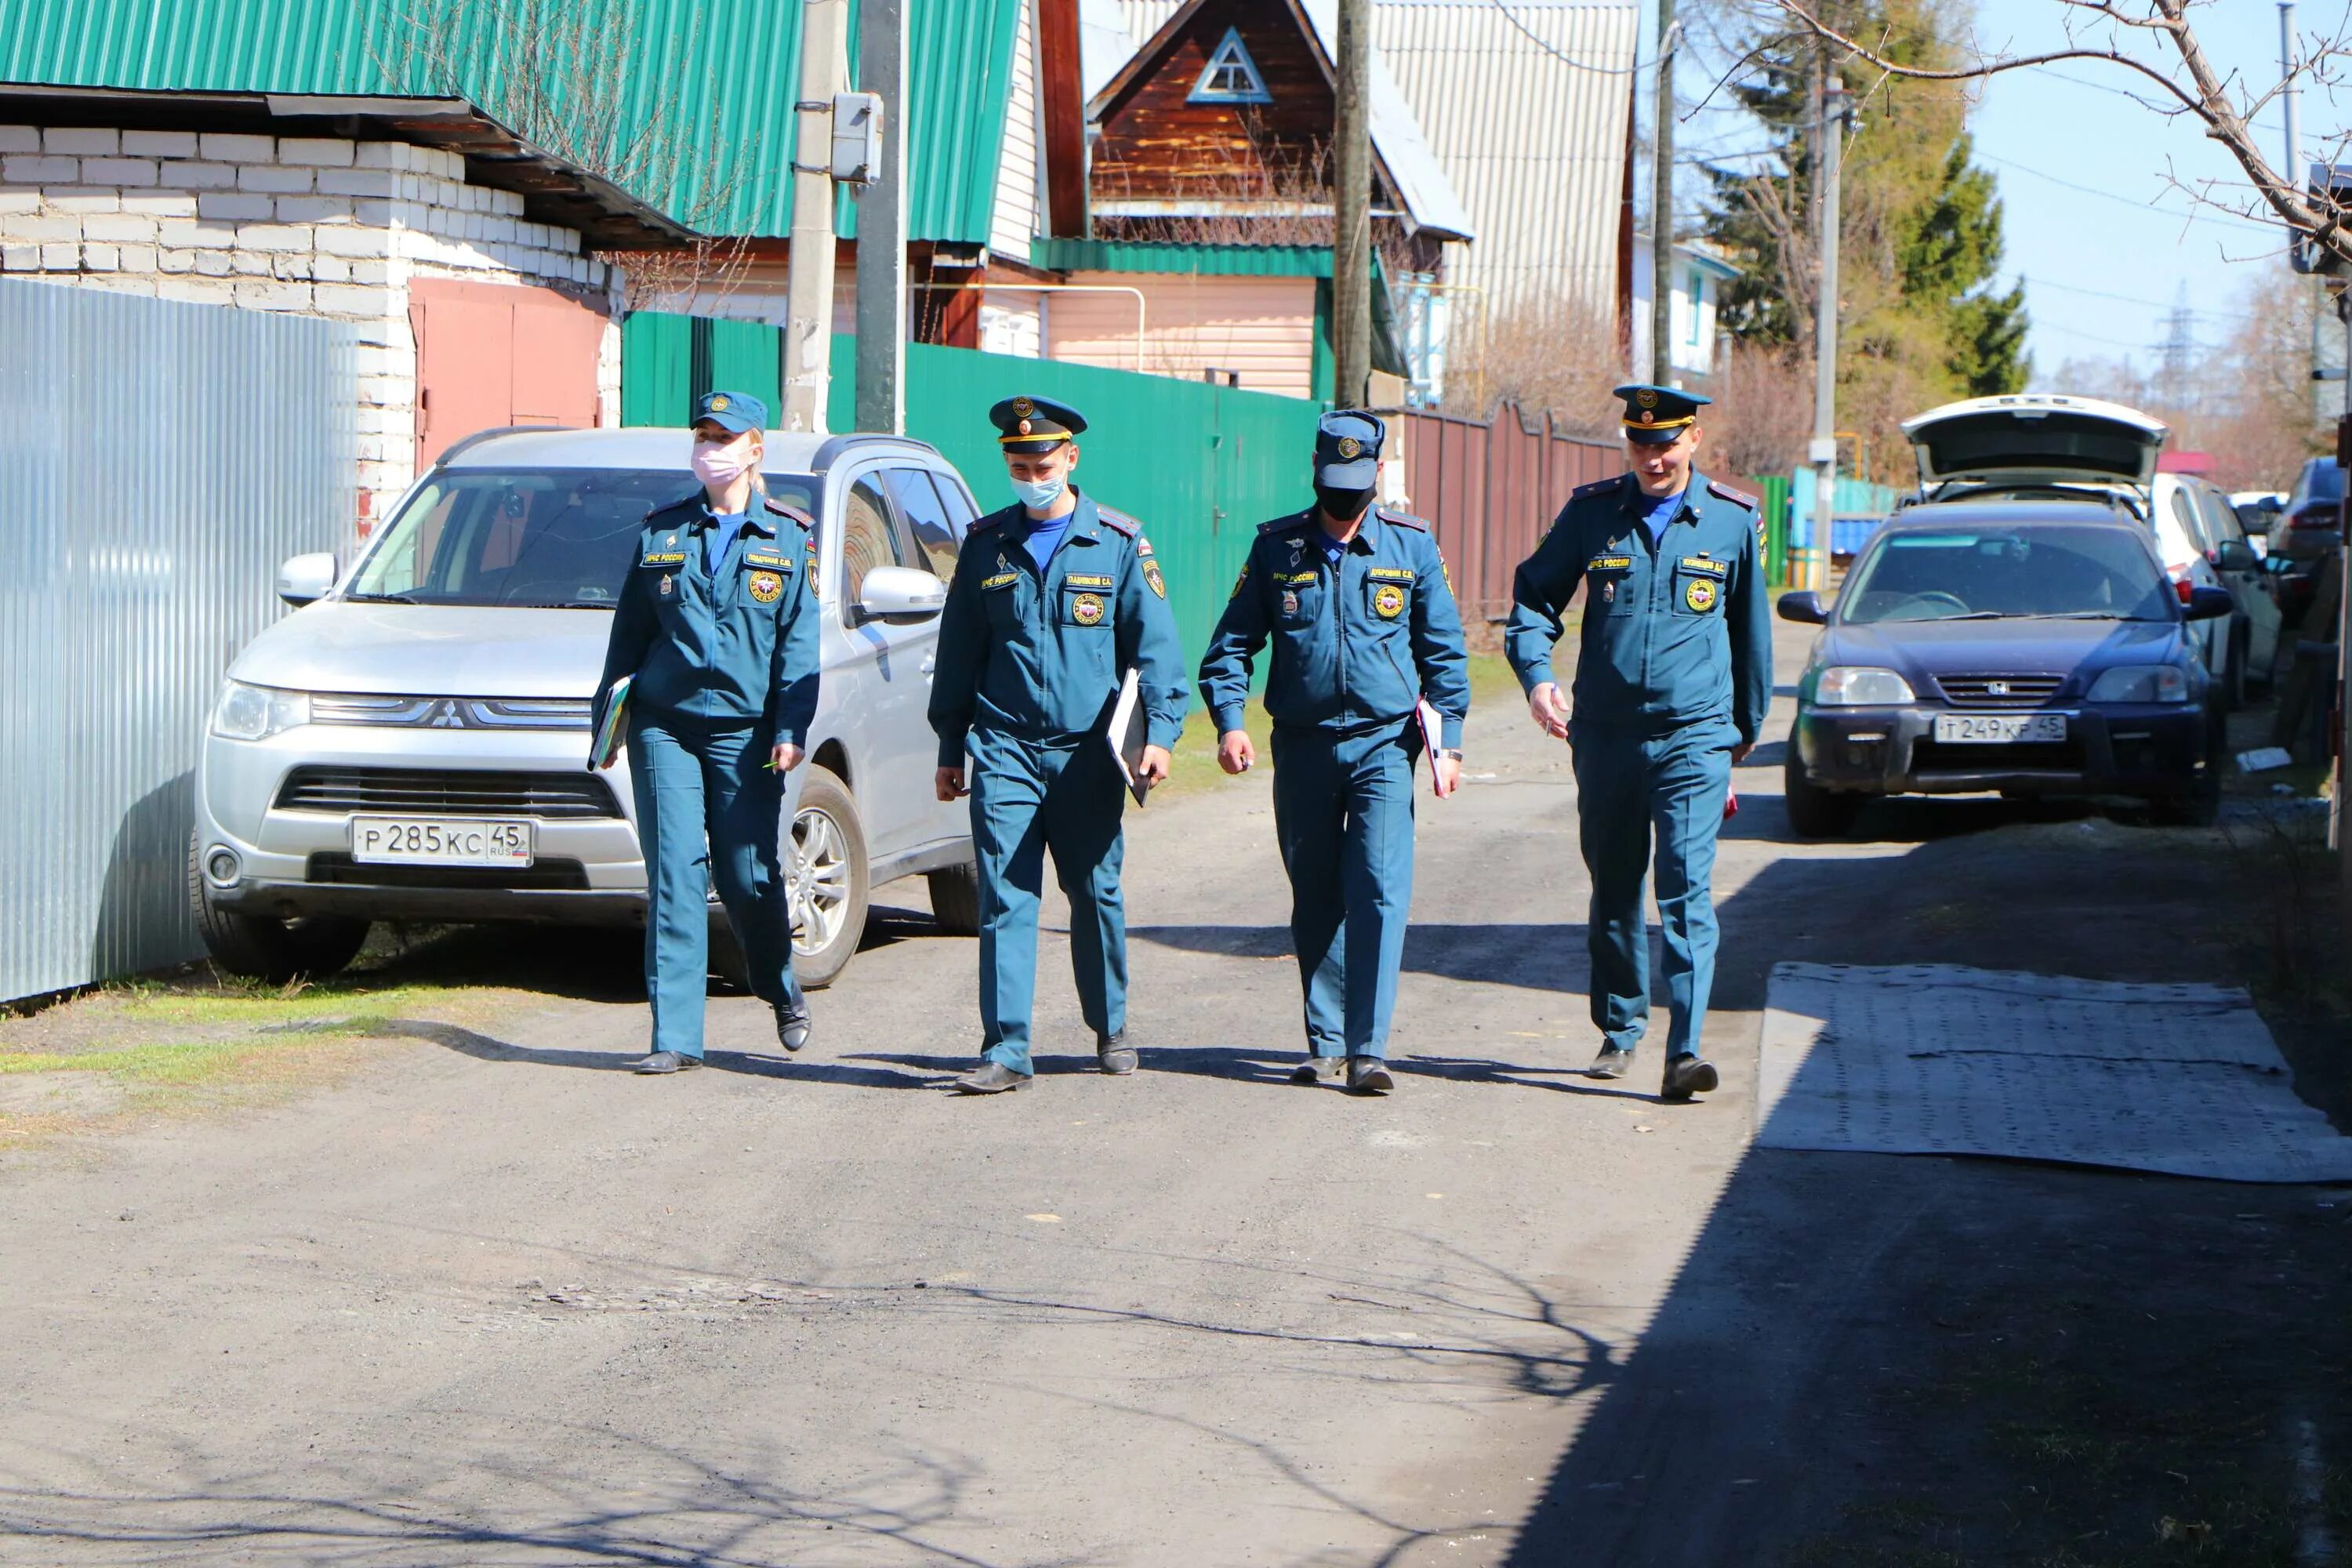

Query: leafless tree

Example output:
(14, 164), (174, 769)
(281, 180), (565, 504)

(1761, 0), (2352, 270)
(371, 0), (760, 309)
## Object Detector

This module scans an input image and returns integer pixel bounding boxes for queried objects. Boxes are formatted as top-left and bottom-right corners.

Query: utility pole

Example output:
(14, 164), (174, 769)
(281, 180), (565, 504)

(1806, 75), (1847, 592)
(1332, 0), (1372, 409)
(854, 0), (908, 434)
(1650, 0), (1676, 383)
(782, 0), (849, 433)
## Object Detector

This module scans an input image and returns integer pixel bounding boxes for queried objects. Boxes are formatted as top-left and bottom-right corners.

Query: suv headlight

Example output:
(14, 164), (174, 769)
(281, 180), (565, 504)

(2087, 665), (2189, 703)
(209, 680), (311, 741)
(1813, 666), (1916, 706)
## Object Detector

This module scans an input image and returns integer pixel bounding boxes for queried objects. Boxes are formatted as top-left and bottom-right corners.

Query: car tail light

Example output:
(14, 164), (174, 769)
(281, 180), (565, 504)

(2288, 504), (2341, 532)
(2165, 564), (2194, 604)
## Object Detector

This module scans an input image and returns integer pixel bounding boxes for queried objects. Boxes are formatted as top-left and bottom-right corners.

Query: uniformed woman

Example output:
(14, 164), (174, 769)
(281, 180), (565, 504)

(595, 390), (820, 1074)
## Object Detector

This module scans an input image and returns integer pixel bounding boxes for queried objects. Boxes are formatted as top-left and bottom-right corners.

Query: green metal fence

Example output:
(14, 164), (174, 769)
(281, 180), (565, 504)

(1755, 474), (1792, 585)
(619, 314), (1327, 666)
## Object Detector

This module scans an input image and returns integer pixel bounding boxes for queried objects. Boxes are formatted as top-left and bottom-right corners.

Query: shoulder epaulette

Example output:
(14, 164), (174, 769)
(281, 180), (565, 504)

(1094, 503), (1141, 539)
(1259, 508), (1316, 534)
(762, 496), (815, 529)
(643, 493), (699, 524)
(1708, 478), (1759, 510)
(1570, 477), (1619, 500)
(969, 505), (1018, 534)
(1375, 506), (1429, 532)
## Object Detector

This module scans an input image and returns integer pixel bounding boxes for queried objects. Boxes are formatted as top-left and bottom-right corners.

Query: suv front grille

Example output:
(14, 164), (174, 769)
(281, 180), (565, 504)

(310, 695), (593, 730)
(305, 854), (593, 890)
(274, 768), (621, 819)
(1936, 674), (2064, 708)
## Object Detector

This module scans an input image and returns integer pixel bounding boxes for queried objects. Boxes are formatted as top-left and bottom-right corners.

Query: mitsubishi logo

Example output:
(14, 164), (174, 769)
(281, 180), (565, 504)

(427, 699), (467, 728)
(1985, 681), (2011, 697)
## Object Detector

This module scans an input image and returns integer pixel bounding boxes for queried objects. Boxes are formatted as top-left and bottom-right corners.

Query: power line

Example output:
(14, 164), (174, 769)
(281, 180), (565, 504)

(1976, 152), (2278, 233)
(2014, 273), (2259, 321)
(1484, 0), (1657, 74)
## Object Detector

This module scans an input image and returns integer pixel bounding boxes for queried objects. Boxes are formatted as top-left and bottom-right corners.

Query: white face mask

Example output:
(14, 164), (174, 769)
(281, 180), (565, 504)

(691, 434), (757, 490)
(1011, 474), (1068, 512)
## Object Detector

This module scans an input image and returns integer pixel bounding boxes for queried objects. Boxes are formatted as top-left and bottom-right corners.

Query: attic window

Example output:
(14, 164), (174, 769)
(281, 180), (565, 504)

(1189, 27), (1272, 103)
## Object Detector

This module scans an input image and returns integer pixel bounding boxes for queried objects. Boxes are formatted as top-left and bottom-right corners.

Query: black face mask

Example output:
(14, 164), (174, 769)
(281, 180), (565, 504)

(1315, 484), (1376, 521)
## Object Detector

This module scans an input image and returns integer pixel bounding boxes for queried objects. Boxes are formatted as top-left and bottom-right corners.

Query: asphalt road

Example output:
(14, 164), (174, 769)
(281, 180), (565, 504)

(2, 619), (2343, 1567)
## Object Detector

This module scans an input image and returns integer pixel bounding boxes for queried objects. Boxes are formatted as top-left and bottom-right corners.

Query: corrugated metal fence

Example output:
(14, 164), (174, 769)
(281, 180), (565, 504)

(1387, 404), (1620, 621)
(0, 279), (355, 1004)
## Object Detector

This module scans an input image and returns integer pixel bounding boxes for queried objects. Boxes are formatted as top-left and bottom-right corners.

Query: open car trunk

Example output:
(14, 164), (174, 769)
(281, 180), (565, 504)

(1901, 394), (2169, 494)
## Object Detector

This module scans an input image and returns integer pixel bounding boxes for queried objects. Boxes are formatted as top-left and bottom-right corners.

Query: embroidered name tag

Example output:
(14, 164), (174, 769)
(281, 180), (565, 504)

(1367, 566), (1415, 583)
(1063, 573), (1114, 589)
(1274, 571), (1319, 586)
(641, 551), (688, 566)
(981, 572), (1019, 590)
(1679, 556), (1728, 578)
(743, 551), (792, 571)
(1588, 554), (1633, 572)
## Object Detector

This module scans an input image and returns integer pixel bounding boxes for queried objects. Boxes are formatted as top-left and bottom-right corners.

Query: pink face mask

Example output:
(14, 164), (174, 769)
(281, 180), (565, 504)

(691, 434), (757, 488)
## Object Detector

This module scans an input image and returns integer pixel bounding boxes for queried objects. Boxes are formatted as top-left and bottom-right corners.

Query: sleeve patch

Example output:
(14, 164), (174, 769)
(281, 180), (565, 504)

(1230, 561), (1251, 597)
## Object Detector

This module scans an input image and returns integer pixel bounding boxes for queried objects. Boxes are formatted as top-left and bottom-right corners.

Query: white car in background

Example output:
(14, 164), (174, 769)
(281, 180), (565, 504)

(1897, 395), (2268, 702)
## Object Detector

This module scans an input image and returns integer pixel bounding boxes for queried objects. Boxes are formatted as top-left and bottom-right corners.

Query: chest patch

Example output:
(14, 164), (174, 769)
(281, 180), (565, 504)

(981, 571), (1019, 591)
(1679, 556), (1728, 579)
(1684, 577), (1719, 612)
(743, 550), (791, 572)
(1372, 582), (1408, 620)
(1588, 554), (1633, 572)
(1071, 592), (1106, 626)
(1064, 573), (1114, 590)
(641, 550), (688, 567)
(1367, 566), (1415, 583)
(748, 571), (783, 604)
(1273, 571), (1319, 587)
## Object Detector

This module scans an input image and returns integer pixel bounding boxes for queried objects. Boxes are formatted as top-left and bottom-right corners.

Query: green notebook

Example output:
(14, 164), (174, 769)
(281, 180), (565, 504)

(590, 676), (630, 770)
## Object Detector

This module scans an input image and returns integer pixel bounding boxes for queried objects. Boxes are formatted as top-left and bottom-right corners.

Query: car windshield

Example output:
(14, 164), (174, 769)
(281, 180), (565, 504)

(347, 468), (819, 608)
(1841, 525), (2174, 625)
(2295, 459), (2344, 506)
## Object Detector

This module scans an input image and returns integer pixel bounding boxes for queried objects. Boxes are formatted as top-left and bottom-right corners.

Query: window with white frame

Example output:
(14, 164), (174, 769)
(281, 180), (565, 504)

(1190, 27), (1272, 103)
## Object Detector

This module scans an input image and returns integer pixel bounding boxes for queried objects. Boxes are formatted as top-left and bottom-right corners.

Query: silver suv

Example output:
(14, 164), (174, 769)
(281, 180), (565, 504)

(191, 426), (982, 988)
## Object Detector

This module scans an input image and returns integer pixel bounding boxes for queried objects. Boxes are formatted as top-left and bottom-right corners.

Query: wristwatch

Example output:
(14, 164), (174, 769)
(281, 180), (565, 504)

(1436, 748), (1465, 760)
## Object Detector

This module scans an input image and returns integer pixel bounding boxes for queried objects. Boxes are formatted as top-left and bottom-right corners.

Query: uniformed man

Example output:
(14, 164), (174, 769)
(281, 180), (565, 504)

(594, 390), (820, 1074)
(1504, 385), (1771, 1102)
(1197, 411), (1471, 1095)
(928, 396), (1189, 1094)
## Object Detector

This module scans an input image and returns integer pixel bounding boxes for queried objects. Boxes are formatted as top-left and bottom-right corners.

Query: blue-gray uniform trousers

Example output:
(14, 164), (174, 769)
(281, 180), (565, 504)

(627, 713), (804, 1060)
(1272, 720), (1418, 1059)
(969, 727), (1128, 1076)
(1571, 716), (1738, 1058)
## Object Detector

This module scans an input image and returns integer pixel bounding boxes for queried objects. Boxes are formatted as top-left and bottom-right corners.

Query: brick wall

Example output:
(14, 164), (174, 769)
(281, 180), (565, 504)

(0, 125), (627, 527)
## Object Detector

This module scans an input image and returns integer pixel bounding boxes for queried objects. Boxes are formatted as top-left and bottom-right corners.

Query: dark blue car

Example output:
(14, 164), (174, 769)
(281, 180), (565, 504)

(1777, 501), (2234, 833)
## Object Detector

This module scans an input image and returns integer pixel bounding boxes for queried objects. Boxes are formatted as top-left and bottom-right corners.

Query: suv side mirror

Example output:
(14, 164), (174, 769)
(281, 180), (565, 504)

(2213, 539), (2259, 573)
(856, 564), (948, 625)
(276, 552), (336, 606)
(2183, 585), (2234, 621)
(1777, 590), (1828, 625)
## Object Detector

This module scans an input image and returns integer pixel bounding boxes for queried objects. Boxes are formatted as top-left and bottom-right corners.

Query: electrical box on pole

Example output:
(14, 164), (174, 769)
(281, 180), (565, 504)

(831, 92), (884, 186)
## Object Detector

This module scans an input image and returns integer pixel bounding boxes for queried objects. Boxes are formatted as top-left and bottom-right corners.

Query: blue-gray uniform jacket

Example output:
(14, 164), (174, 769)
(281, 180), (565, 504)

(1199, 506), (1472, 750)
(927, 488), (1189, 766)
(1504, 472), (1772, 742)
(595, 493), (820, 746)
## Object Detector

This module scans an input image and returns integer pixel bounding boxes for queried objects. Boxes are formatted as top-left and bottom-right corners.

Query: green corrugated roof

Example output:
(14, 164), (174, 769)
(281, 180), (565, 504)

(1031, 240), (1349, 277)
(0, 0), (1018, 243)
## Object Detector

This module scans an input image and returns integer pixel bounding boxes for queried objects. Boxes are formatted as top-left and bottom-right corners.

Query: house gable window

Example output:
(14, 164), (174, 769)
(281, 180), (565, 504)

(1189, 27), (1272, 104)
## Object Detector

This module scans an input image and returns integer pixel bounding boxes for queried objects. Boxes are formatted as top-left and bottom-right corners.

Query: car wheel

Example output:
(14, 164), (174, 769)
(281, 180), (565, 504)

(1782, 742), (1864, 838)
(185, 829), (368, 984)
(925, 862), (982, 936)
(786, 765), (869, 989)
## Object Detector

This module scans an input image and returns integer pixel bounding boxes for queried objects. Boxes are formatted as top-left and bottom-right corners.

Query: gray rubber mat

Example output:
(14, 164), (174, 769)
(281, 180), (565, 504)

(1758, 963), (2352, 1183)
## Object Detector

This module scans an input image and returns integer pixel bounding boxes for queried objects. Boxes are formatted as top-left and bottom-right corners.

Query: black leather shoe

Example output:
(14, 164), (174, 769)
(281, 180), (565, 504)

(1346, 1056), (1395, 1094)
(1290, 1055), (1345, 1085)
(954, 1061), (1032, 1094)
(632, 1050), (700, 1075)
(1588, 1046), (1635, 1080)
(775, 1004), (812, 1054)
(1096, 1031), (1138, 1075)
(1661, 1054), (1720, 1102)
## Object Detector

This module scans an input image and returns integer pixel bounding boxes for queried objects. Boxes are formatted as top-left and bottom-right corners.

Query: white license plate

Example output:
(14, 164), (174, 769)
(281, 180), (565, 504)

(1933, 713), (2067, 744)
(351, 816), (534, 866)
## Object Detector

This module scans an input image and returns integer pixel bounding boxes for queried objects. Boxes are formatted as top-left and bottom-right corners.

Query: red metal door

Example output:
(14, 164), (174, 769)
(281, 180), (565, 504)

(410, 278), (606, 469)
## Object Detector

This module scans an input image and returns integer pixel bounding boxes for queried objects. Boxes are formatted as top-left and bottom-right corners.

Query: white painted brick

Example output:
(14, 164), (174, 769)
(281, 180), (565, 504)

(118, 243), (157, 272)
(351, 198), (395, 227)
(122, 191), (198, 216)
(352, 316), (399, 347)
(197, 191), (273, 221)
(193, 249), (231, 277)
(349, 258), (390, 285)
(315, 168), (396, 199)
(159, 161), (236, 190)
(432, 149), (464, 180)
(315, 225), (390, 257)
(0, 125), (38, 154)
(234, 279), (310, 310)
(156, 276), (232, 304)
(44, 127), (117, 155)
(122, 129), (198, 158)
(42, 188), (120, 215)
(3, 212), (79, 241)
(82, 214), (156, 243)
(495, 190), (524, 216)
(395, 172), (422, 201)
(3, 154), (76, 182)
(0, 191), (34, 215)
(80, 158), (158, 187)
(274, 194), (353, 223)
(238, 165), (313, 194)
(358, 375), (406, 404)
(39, 241), (78, 269)
(270, 253), (314, 280)
(158, 247), (194, 273)
(199, 132), (274, 162)
(489, 216), (517, 242)
(277, 137), (354, 167)
(157, 217), (234, 247)
(237, 222), (312, 252)
(230, 249), (270, 275)
(354, 140), (411, 171)
(312, 253), (350, 282)
(2, 244), (35, 270)
(89, 274), (156, 296)
(356, 434), (385, 461)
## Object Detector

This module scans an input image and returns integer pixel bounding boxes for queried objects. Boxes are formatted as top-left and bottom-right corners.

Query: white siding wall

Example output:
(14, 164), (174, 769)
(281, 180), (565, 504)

(1047, 272), (1317, 399)
(992, 0), (1044, 263)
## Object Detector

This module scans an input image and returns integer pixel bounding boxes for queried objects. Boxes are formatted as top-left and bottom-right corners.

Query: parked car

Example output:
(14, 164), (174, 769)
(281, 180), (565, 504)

(2232, 489), (2286, 553)
(1777, 499), (2233, 834)
(2182, 475), (2282, 701)
(1897, 394), (2256, 701)
(191, 426), (984, 986)
(2273, 457), (2345, 626)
